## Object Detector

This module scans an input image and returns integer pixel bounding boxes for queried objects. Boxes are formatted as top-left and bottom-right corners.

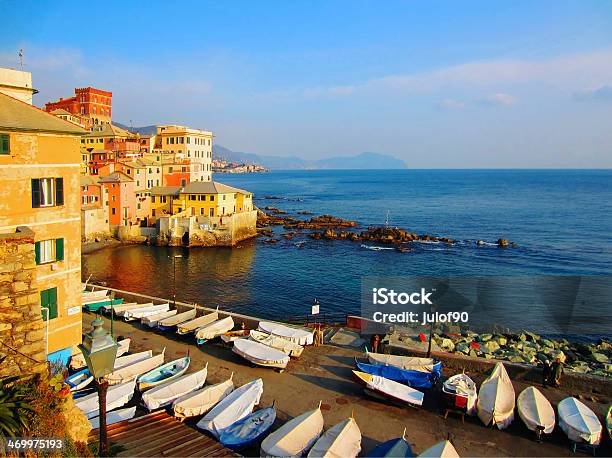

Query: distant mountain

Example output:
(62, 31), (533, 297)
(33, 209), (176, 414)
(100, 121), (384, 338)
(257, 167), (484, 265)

(114, 123), (157, 136)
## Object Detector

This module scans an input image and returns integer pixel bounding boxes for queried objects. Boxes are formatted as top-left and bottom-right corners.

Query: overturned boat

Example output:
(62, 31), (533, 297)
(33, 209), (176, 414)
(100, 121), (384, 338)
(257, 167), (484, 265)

(307, 416), (361, 458)
(558, 397), (602, 445)
(233, 338), (290, 370)
(517, 386), (555, 439)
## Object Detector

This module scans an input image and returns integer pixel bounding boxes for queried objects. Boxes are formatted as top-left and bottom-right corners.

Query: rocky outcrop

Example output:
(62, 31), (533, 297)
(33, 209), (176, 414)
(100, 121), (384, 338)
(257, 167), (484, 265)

(283, 215), (357, 230)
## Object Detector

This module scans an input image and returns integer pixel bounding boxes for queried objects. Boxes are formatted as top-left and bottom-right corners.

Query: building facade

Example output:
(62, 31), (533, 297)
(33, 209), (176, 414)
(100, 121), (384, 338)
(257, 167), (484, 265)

(155, 125), (213, 182)
(99, 172), (136, 227)
(0, 67), (38, 104)
(44, 87), (112, 126)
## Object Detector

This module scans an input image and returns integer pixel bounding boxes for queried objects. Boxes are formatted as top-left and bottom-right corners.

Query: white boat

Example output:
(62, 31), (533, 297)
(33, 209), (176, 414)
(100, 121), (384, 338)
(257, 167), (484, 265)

(517, 387), (555, 437)
(158, 309), (197, 330)
(233, 338), (290, 369)
(258, 321), (314, 346)
(476, 362), (515, 429)
(177, 309), (219, 335)
(70, 338), (131, 370)
(557, 397), (602, 445)
(307, 417), (361, 458)
(81, 289), (108, 301)
(173, 373), (234, 420)
(123, 303), (170, 321)
(75, 380), (136, 419)
(101, 302), (137, 314)
(142, 309), (177, 327)
(442, 373), (477, 416)
(108, 302), (153, 316)
(105, 349), (165, 385)
(220, 330), (249, 344)
(89, 406), (137, 429)
(418, 440), (460, 457)
(366, 350), (438, 373)
(196, 378), (263, 438)
(250, 330), (304, 357)
(260, 402), (324, 457)
(353, 370), (424, 407)
(142, 365), (208, 411)
(137, 356), (190, 391)
(113, 350), (153, 370)
(195, 316), (235, 343)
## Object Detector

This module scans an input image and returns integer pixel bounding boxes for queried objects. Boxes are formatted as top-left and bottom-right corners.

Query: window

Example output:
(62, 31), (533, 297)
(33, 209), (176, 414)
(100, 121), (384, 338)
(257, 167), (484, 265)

(111, 208), (116, 215)
(181, 179), (187, 187)
(189, 195), (196, 201)
(152, 209), (156, 216)
(152, 196), (156, 203)
(0, 134), (9, 154)
(210, 195), (215, 201)
(40, 287), (58, 320)
(31, 178), (63, 208)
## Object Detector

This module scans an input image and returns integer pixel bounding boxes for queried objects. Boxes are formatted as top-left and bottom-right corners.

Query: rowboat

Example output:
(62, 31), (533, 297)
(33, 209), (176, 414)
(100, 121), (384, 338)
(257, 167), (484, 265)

(105, 349), (165, 385)
(195, 316), (234, 344)
(141, 309), (177, 327)
(196, 378), (263, 438)
(177, 309), (219, 335)
(307, 417), (361, 458)
(83, 298), (123, 312)
(89, 406), (137, 430)
(70, 338), (131, 369)
(369, 429), (413, 457)
(157, 308), (197, 331)
(65, 369), (93, 392)
(220, 406), (276, 451)
(260, 401), (324, 457)
(124, 303), (170, 321)
(258, 321), (314, 346)
(250, 330), (304, 357)
(72, 387), (96, 399)
(220, 330), (250, 344)
(355, 361), (437, 389)
(173, 373), (234, 420)
(557, 397), (602, 445)
(417, 440), (460, 457)
(366, 349), (442, 374)
(106, 302), (153, 316)
(517, 387), (555, 439)
(476, 362), (515, 429)
(442, 373), (477, 416)
(137, 356), (190, 391)
(81, 289), (108, 301)
(232, 338), (290, 370)
(75, 380), (136, 419)
(142, 365), (207, 410)
(113, 350), (152, 370)
(353, 370), (424, 407)
(101, 302), (137, 314)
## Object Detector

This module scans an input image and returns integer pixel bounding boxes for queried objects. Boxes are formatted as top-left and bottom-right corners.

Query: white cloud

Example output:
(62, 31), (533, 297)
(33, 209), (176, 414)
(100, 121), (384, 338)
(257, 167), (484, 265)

(574, 85), (612, 102)
(479, 93), (516, 106)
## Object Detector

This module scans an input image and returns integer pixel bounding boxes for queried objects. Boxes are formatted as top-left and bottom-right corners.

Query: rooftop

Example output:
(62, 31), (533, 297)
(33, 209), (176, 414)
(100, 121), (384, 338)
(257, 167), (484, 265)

(180, 181), (249, 195)
(79, 175), (100, 187)
(84, 123), (133, 138)
(98, 171), (133, 183)
(149, 186), (180, 196)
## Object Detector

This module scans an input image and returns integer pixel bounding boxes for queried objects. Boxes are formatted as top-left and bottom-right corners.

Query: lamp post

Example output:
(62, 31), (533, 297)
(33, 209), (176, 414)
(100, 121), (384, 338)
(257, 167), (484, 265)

(79, 316), (118, 457)
(173, 254), (182, 308)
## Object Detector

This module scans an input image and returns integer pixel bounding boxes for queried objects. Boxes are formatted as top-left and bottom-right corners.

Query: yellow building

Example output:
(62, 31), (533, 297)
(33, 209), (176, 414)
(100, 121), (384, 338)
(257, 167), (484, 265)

(155, 125), (213, 182)
(0, 91), (85, 363)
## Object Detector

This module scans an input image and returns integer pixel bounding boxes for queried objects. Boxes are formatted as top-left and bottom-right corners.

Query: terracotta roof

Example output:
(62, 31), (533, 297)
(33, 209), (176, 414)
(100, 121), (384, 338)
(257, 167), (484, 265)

(180, 181), (249, 195)
(150, 186), (180, 196)
(0, 92), (86, 135)
(99, 171), (133, 183)
(79, 175), (100, 186)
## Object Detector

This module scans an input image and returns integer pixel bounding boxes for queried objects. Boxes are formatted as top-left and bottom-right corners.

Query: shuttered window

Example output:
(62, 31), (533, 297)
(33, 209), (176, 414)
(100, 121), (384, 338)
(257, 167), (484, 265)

(40, 287), (58, 320)
(34, 238), (64, 264)
(31, 178), (64, 208)
(0, 134), (9, 154)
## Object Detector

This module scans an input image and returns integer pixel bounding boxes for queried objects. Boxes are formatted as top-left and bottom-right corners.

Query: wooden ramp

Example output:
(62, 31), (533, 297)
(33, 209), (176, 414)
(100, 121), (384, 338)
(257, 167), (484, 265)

(88, 410), (239, 457)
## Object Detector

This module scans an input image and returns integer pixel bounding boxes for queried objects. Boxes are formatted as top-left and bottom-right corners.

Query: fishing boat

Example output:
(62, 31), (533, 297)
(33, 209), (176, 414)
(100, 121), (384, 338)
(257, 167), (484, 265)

(123, 303), (170, 321)
(81, 289), (108, 301)
(220, 405), (277, 451)
(196, 378), (263, 438)
(517, 387), (555, 440)
(195, 316), (234, 344)
(258, 321), (314, 345)
(70, 338), (131, 369)
(142, 365), (207, 410)
(82, 297), (123, 313)
(557, 397), (602, 445)
(307, 416), (361, 458)
(355, 361), (437, 389)
(141, 309), (177, 327)
(260, 401), (324, 457)
(75, 380), (136, 419)
(72, 387), (96, 399)
(173, 373), (234, 420)
(101, 302), (137, 314)
(157, 308), (197, 331)
(107, 302), (153, 316)
(417, 440), (460, 457)
(220, 329), (250, 344)
(249, 330), (304, 357)
(366, 349), (442, 374)
(369, 429), (413, 457)
(105, 349), (165, 385)
(442, 373), (477, 416)
(65, 369), (93, 392)
(177, 308), (219, 335)
(137, 356), (190, 391)
(89, 406), (137, 430)
(476, 362), (515, 429)
(113, 350), (152, 370)
(232, 338), (290, 370)
(353, 370), (424, 407)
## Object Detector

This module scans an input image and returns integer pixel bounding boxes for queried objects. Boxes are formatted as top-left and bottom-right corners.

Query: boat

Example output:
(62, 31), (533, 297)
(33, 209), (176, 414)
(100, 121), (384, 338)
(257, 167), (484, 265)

(65, 369), (93, 392)
(250, 330), (304, 357)
(173, 373), (234, 420)
(260, 401), (324, 457)
(195, 316), (235, 344)
(219, 405), (277, 451)
(69, 337), (131, 370)
(417, 440), (460, 457)
(141, 309), (177, 327)
(196, 378), (263, 438)
(232, 338), (290, 370)
(220, 330), (250, 344)
(123, 303), (170, 321)
(353, 370), (424, 407)
(81, 289), (108, 301)
(142, 365), (207, 410)
(355, 361), (437, 389)
(72, 387), (97, 399)
(476, 362), (515, 429)
(258, 321), (314, 346)
(113, 350), (152, 370)
(369, 429), (413, 457)
(366, 349), (442, 374)
(157, 308), (197, 331)
(442, 373), (477, 416)
(75, 380), (136, 419)
(517, 387), (555, 439)
(83, 297), (123, 313)
(137, 356), (190, 391)
(101, 302), (137, 314)
(107, 302), (153, 316)
(89, 406), (137, 430)
(361, 244), (394, 251)
(307, 416), (361, 458)
(105, 349), (165, 385)
(557, 397), (602, 445)
(177, 309), (219, 335)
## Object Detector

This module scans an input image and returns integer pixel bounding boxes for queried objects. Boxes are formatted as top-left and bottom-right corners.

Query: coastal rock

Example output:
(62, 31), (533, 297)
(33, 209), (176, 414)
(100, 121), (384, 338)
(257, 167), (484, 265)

(284, 214), (358, 230)
(264, 206), (287, 214)
(484, 341), (500, 352)
(497, 238), (509, 247)
(591, 352), (609, 363)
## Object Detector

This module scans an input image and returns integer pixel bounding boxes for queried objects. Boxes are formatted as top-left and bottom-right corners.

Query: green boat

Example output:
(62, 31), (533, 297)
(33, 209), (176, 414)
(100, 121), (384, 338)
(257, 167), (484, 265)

(83, 298), (123, 312)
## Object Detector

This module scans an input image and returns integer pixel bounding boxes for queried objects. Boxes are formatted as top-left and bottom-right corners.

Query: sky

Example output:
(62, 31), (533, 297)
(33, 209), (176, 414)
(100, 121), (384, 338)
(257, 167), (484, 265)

(1, 0), (611, 167)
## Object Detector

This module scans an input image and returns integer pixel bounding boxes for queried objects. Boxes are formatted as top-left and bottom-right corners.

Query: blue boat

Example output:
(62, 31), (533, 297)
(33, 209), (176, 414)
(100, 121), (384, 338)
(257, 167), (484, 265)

(355, 361), (438, 389)
(219, 406), (276, 451)
(65, 368), (93, 391)
(369, 432), (414, 457)
(72, 386), (97, 399)
(83, 298), (123, 312)
(137, 356), (190, 391)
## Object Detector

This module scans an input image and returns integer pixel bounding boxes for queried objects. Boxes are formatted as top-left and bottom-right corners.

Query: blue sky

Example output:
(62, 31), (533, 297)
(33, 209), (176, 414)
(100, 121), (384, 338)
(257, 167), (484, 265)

(1, 0), (611, 167)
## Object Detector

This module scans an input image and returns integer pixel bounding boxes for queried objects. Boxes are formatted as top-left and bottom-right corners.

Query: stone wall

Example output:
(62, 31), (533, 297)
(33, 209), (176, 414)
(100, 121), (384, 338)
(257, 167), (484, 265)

(0, 227), (47, 376)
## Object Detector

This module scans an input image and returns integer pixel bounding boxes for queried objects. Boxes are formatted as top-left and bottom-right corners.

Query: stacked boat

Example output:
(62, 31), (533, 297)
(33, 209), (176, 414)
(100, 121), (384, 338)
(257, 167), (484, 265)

(81, 288), (123, 312)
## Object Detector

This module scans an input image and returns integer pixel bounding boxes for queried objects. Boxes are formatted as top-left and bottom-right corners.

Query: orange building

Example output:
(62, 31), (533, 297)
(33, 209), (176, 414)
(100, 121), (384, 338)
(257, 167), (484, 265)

(44, 87), (112, 126)
(99, 172), (135, 227)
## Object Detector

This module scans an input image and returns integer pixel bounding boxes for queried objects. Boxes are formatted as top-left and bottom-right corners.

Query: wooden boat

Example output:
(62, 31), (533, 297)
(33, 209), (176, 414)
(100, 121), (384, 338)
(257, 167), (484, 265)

(81, 289), (108, 301)
(258, 321), (314, 346)
(352, 370), (424, 407)
(157, 308), (197, 331)
(369, 429), (413, 457)
(124, 303), (170, 321)
(72, 387), (96, 399)
(307, 416), (361, 458)
(195, 316), (234, 344)
(220, 405), (276, 451)
(101, 302), (137, 314)
(142, 365), (207, 410)
(417, 440), (460, 457)
(137, 356), (190, 391)
(141, 309), (177, 327)
(476, 362), (515, 429)
(75, 380), (136, 419)
(65, 368), (93, 392)
(355, 361), (437, 389)
(249, 330), (304, 357)
(232, 338), (290, 370)
(442, 373), (477, 416)
(107, 302), (153, 316)
(83, 297), (123, 312)
(89, 406), (137, 430)
(105, 349), (165, 385)
(557, 397), (602, 445)
(196, 378), (263, 439)
(113, 350), (152, 370)
(177, 309), (219, 335)
(260, 401), (324, 457)
(366, 349), (441, 374)
(173, 373), (234, 420)
(517, 387), (555, 439)
(220, 329), (250, 344)
(70, 338), (131, 369)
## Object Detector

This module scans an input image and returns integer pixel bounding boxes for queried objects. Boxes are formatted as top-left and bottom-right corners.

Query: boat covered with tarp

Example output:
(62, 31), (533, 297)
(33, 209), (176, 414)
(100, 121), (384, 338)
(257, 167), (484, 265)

(89, 406), (136, 430)
(158, 308), (197, 331)
(142, 365), (207, 410)
(105, 349), (165, 385)
(233, 338), (290, 369)
(557, 397), (602, 445)
(307, 417), (361, 458)
(250, 330), (304, 357)
(476, 362), (515, 429)
(220, 406), (276, 451)
(75, 380), (136, 419)
(173, 373), (234, 420)
(142, 309), (177, 327)
(368, 429), (413, 457)
(442, 373), (477, 416)
(366, 350), (442, 374)
(417, 440), (460, 457)
(353, 370), (424, 407)
(195, 316), (234, 344)
(258, 321), (314, 346)
(355, 361), (438, 389)
(177, 309), (219, 335)
(123, 303), (170, 321)
(70, 338), (130, 370)
(517, 386), (555, 437)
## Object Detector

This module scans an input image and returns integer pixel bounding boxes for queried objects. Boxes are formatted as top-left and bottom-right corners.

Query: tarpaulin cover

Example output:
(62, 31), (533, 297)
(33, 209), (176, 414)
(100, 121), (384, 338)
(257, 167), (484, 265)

(356, 361), (437, 389)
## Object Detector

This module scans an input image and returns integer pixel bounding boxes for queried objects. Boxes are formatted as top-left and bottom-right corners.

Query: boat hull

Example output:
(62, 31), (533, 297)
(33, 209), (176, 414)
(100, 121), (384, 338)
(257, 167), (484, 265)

(83, 298), (123, 312)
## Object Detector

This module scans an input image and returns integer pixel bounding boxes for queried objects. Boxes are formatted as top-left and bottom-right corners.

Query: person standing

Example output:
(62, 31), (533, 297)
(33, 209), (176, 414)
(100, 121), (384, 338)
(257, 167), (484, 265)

(542, 360), (551, 387)
(551, 357), (564, 388)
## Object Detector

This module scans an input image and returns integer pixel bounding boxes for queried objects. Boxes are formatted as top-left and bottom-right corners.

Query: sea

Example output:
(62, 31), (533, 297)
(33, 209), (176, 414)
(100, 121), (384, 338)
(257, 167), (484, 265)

(82, 169), (612, 340)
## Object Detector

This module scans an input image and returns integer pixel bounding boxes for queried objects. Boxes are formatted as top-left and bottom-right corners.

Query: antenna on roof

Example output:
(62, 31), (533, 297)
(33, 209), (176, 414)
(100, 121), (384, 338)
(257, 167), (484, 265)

(18, 49), (24, 70)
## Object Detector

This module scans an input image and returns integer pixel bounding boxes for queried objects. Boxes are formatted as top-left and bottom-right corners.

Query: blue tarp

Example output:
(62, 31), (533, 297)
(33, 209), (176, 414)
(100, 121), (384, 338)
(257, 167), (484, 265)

(356, 361), (439, 389)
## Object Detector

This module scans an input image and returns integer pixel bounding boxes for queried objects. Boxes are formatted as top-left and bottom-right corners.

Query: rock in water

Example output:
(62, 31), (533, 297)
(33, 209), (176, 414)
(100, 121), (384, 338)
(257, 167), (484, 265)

(497, 238), (509, 247)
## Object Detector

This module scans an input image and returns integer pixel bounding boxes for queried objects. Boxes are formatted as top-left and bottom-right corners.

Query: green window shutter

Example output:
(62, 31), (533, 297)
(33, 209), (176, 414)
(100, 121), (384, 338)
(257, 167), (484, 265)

(34, 241), (41, 265)
(55, 238), (64, 261)
(40, 289), (48, 320)
(55, 178), (64, 206)
(31, 179), (41, 208)
(0, 134), (9, 154)
(48, 288), (58, 319)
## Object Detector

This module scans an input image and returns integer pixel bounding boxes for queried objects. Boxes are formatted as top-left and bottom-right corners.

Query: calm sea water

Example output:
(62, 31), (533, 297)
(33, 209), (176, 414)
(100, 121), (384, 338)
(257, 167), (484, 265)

(82, 170), (612, 338)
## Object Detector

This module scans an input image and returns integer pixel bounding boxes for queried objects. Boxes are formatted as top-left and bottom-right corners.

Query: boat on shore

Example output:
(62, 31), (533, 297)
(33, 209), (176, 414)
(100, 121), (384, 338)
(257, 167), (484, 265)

(249, 330), (304, 357)
(173, 373), (234, 420)
(75, 380), (136, 419)
(366, 350), (442, 374)
(258, 321), (314, 346)
(141, 309), (177, 327)
(220, 405), (277, 451)
(70, 337), (131, 370)
(220, 329), (250, 344)
(177, 309), (219, 335)
(195, 316), (234, 344)
(113, 350), (152, 370)
(442, 373), (477, 416)
(89, 406), (137, 430)
(158, 309), (197, 331)
(83, 297), (123, 312)
(517, 386), (555, 439)
(233, 338), (290, 370)
(142, 365), (207, 410)
(105, 349), (165, 385)
(353, 370), (424, 407)
(476, 362), (515, 429)
(368, 429), (413, 457)
(106, 302), (152, 316)
(81, 289), (108, 301)
(417, 440), (460, 457)
(137, 356), (190, 391)
(65, 369), (93, 392)
(307, 416), (361, 458)
(124, 303), (170, 321)
(355, 361), (437, 389)
(557, 397), (602, 445)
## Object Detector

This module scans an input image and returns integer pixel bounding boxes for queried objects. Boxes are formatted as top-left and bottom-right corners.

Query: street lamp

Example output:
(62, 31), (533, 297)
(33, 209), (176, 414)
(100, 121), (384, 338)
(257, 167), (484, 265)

(78, 316), (118, 457)
(172, 254), (182, 308)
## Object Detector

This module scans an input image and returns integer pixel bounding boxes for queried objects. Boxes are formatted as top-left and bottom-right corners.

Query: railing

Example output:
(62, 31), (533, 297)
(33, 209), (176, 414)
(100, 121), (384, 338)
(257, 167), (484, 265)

(283, 312), (348, 327)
